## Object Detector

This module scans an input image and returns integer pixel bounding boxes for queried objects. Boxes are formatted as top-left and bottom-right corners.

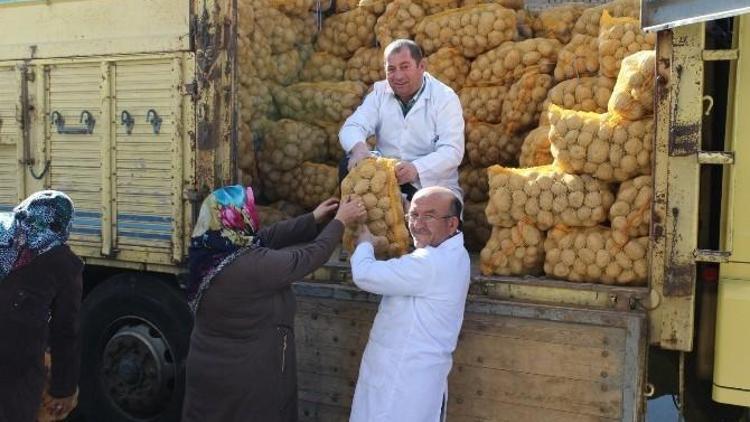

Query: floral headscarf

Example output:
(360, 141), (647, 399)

(187, 185), (262, 313)
(0, 190), (74, 282)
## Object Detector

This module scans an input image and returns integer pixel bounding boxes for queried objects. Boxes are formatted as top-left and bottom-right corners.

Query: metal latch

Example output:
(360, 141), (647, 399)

(146, 109), (162, 134)
(120, 111), (134, 135)
(50, 111), (95, 135)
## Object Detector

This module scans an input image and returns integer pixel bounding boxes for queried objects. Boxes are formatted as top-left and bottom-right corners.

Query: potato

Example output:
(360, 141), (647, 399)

(572, 0), (639, 38)
(544, 226), (647, 285)
(375, 0), (427, 47)
(608, 50), (656, 120)
(464, 201), (492, 252)
(480, 222), (544, 276)
(501, 72), (553, 134)
(459, 166), (489, 202)
(300, 52), (347, 82)
(531, 3), (587, 44)
(467, 38), (561, 87)
(257, 119), (328, 177)
(458, 85), (509, 124)
(540, 76), (615, 125)
(426, 47), (471, 92)
(610, 175), (651, 244)
(268, 0), (315, 16)
(465, 120), (525, 167)
(486, 164), (614, 230)
(342, 157), (411, 258)
(598, 12), (656, 78)
(274, 81), (368, 124)
(519, 126), (553, 168)
(461, 0), (524, 10)
(345, 47), (385, 86)
(415, 4), (518, 58)
(316, 8), (377, 58)
(287, 162), (341, 209)
(548, 105), (653, 182)
(553, 34), (599, 82)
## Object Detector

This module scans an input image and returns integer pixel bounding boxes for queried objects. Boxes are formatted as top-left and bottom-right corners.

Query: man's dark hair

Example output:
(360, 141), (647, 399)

(449, 195), (462, 220)
(384, 39), (424, 63)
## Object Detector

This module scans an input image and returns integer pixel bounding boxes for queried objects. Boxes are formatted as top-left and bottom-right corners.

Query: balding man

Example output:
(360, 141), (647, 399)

(339, 39), (465, 201)
(349, 187), (471, 422)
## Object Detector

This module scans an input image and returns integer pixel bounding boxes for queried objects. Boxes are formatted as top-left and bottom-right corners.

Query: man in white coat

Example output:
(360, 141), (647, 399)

(349, 186), (471, 422)
(339, 39), (465, 200)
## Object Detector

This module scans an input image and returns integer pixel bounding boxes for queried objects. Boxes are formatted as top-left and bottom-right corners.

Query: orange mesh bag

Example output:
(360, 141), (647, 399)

(268, 0), (315, 16)
(572, 0), (639, 37)
(426, 47), (471, 92)
(465, 120), (525, 167)
(547, 105), (653, 182)
(461, 0), (524, 9)
(480, 221), (544, 276)
(415, 4), (517, 58)
(316, 8), (377, 58)
(274, 81), (369, 124)
(544, 225), (647, 285)
(257, 205), (290, 227)
(287, 162), (341, 209)
(459, 165), (489, 202)
(463, 201), (491, 252)
(518, 125), (553, 168)
(553, 34), (599, 82)
(531, 3), (587, 44)
(256, 119), (328, 174)
(459, 85), (509, 124)
(608, 50), (656, 120)
(501, 72), (553, 134)
(609, 175), (651, 246)
(375, 0), (427, 47)
(341, 157), (411, 259)
(598, 11), (656, 79)
(300, 52), (347, 82)
(345, 47), (385, 86)
(486, 164), (614, 230)
(466, 38), (560, 87)
(540, 75), (615, 125)
(359, 0), (397, 15)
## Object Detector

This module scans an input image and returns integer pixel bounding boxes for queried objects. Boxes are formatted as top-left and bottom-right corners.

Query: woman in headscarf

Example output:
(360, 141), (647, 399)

(0, 190), (83, 422)
(182, 185), (365, 422)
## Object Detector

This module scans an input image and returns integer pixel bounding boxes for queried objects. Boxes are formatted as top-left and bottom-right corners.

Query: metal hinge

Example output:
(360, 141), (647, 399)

(694, 249), (732, 263)
(182, 81), (198, 100)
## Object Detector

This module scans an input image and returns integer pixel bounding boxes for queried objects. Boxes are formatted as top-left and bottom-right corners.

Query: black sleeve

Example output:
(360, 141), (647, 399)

(48, 250), (83, 398)
(257, 213), (318, 249)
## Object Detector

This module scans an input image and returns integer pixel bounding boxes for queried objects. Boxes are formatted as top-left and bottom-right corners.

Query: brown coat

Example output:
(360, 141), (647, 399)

(182, 214), (344, 422)
(0, 245), (83, 422)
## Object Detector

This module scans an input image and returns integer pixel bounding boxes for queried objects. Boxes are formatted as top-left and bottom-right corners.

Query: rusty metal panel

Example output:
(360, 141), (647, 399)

(650, 24), (705, 351)
(642, 0), (750, 32)
(0, 64), (20, 208)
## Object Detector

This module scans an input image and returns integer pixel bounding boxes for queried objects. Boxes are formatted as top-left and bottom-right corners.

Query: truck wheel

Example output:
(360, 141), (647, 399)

(79, 273), (193, 422)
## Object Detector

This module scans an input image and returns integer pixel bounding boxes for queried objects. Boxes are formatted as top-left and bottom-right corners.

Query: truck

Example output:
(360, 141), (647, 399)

(0, 0), (748, 421)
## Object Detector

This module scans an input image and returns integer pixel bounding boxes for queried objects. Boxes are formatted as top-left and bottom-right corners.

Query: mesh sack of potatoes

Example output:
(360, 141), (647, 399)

(300, 52), (347, 82)
(341, 157), (411, 259)
(287, 162), (341, 209)
(375, 0), (426, 47)
(336, 0), (360, 12)
(480, 222), (544, 276)
(547, 105), (653, 182)
(270, 49), (306, 86)
(256, 119), (328, 174)
(345, 47), (385, 86)
(610, 175), (651, 246)
(459, 85), (508, 124)
(255, 7), (300, 54)
(544, 226), (647, 285)
(257, 205), (290, 227)
(238, 0), (256, 30)
(539, 76), (615, 125)
(608, 50), (656, 120)
(316, 122), (345, 162)
(518, 125), (553, 168)
(466, 38), (560, 87)
(261, 168), (294, 201)
(415, 4), (518, 58)
(501, 72), (553, 134)
(598, 12), (656, 79)
(463, 201), (492, 253)
(466, 121), (525, 167)
(426, 48), (470, 92)
(268, 0), (315, 16)
(419, 0), (461, 15)
(290, 14), (318, 43)
(572, 0), (639, 37)
(359, 0), (397, 15)
(553, 34), (599, 82)
(238, 77), (278, 123)
(461, 0), (524, 10)
(459, 165), (489, 202)
(238, 119), (258, 186)
(238, 30), (274, 80)
(514, 9), (537, 40)
(531, 3), (587, 44)
(316, 8), (377, 58)
(274, 81), (368, 124)
(486, 164), (614, 230)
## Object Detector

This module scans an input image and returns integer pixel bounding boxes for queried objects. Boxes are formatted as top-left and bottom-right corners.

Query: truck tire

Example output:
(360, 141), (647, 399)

(79, 273), (193, 422)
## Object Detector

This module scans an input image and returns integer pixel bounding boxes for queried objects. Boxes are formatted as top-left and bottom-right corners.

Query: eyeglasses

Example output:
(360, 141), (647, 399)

(406, 214), (455, 224)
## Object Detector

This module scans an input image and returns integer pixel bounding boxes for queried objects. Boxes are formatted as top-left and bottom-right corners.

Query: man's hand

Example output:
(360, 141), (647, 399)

(356, 224), (375, 246)
(347, 142), (371, 171)
(42, 389), (78, 421)
(312, 198), (339, 223)
(395, 161), (418, 185)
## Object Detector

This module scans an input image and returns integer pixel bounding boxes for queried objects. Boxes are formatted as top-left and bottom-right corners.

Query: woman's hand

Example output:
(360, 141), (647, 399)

(312, 198), (340, 223)
(334, 196), (366, 226)
(355, 224), (375, 246)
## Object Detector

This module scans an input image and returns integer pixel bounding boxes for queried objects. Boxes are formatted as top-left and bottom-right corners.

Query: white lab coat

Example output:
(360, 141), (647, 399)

(349, 233), (471, 422)
(339, 72), (465, 199)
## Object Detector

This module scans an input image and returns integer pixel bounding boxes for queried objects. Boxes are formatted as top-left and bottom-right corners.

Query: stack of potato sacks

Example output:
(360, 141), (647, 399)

(480, 1), (655, 287)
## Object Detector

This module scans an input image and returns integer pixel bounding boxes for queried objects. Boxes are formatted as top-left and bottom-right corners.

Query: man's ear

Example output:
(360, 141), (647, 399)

(417, 59), (426, 71)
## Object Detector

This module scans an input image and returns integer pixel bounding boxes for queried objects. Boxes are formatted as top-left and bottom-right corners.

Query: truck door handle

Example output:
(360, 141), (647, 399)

(50, 110), (96, 135)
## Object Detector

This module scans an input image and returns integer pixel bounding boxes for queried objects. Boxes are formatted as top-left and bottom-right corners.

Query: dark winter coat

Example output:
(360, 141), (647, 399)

(0, 245), (83, 422)
(182, 213), (344, 422)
